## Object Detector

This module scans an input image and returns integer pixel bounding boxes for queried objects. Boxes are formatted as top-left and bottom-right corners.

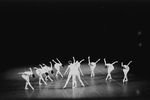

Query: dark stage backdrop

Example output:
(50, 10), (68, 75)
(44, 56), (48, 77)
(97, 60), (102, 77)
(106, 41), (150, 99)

(1, 0), (148, 78)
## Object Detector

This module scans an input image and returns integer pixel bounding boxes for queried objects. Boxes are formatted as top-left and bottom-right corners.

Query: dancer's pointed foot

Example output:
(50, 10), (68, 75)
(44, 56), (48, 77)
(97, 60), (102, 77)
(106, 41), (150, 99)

(63, 86), (66, 89)
(39, 83), (42, 86)
(82, 84), (85, 87)
(25, 87), (28, 90)
(45, 83), (47, 85)
(31, 87), (34, 90)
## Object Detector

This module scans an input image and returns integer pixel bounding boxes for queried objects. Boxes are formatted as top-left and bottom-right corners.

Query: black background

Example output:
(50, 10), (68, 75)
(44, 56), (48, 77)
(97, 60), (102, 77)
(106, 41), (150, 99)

(1, 0), (148, 78)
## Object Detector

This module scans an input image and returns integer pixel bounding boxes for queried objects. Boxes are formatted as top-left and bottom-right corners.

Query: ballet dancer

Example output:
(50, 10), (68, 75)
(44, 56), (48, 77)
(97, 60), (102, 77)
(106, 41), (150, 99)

(18, 68), (34, 90)
(88, 56), (100, 77)
(34, 66), (47, 86)
(63, 57), (85, 89)
(76, 58), (85, 76)
(104, 58), (118, 80)
(39, 62), (54, 82)
(121, 61), (132, 82)
(52, 58), (63, 78)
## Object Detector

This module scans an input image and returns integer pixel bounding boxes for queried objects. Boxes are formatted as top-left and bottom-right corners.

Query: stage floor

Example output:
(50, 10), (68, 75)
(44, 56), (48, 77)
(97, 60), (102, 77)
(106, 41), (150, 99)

(0, 64), (150, 100)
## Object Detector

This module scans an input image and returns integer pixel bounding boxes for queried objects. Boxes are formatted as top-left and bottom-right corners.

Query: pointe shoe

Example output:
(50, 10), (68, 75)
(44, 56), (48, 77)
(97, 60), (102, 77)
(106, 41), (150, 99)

(31, 88), (34, 90)
(25, 87), (28, 90)
(82, 84), (85, 87)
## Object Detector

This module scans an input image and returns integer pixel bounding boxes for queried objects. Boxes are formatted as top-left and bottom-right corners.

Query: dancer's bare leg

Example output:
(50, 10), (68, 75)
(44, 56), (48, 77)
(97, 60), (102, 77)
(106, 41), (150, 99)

(27, 81), (34, 90)
(25, 82), (28, 90)
(56, 71), (59, 77)
(125, 71), (128, 81)
(105, 74), (109, 80)
(109, 73), (112, 79)
(72, 75), (76, 88)
(41, 76), (47, 85)
(47, 75), (53, 82)
(58, 71), (63, 77)
(106, 73), (111, 80)
(123, 72), (128, 82)
(45, 76), (48, 81)
(91, 69), (95, 77)
(63, 74), (72, 89)
(74, 76), (77, 88)
(39, 77), (42, 85)
(22, 75), (29, 90)
(77, 74), (84, 87)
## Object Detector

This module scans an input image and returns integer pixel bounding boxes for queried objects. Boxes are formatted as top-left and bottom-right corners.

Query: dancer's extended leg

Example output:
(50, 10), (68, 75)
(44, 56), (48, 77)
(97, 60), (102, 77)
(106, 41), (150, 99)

(72, 75), (76, 88)
(77, 74), (84, 87)
(58, 71), (63, 77)
(63, 74), (72, 89)
(27, 81), (34, 90)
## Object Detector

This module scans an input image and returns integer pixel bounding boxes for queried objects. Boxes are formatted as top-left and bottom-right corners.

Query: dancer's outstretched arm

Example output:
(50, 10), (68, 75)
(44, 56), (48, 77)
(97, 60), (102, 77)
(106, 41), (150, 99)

(39, 64), (43, 69)
(52, 59), (57, 64)
(121, 62), (124, 66)
(127, 61), (132, 66)
(79, 59), (84, 63)
(88, 56), (90, 65)
(95, 58), (100, 64)
(63, 66), (70, 76)
(73, 56), (75, 63)
(49, 61), (53, 68)
(112, 61), (118, 65)
(104, 58), (106, 65)
(56, 58), (61, 64)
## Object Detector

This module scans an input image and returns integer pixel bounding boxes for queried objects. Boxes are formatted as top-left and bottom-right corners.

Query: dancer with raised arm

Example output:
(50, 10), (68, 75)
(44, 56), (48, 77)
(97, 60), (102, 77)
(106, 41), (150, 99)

(18, 68), (35, 90)
(52, 58), (63, 78)
(121, 61), (132, 82)
(34, 66), (47, 86)
(76, 58), (84, 76)
(39, 62), (54, 82)
(75, 59), (85, 86)
(63, 57), (85, 89)
(88, 56), (100, 77)
(104, 58), (118, 80)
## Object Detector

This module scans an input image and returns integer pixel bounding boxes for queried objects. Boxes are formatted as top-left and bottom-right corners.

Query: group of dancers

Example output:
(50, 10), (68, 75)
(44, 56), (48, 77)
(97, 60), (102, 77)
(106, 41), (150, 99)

(18, 56), (132, 90)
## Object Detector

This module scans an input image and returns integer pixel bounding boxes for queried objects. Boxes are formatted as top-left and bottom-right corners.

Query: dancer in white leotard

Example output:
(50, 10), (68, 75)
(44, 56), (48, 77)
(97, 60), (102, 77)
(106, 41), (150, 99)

(52, 58), (63, 78)
(104, 58), (118, 80)
(121, 61), (132, 82)
(18, 68), (35, 90)
(63, 57), (85, 89)
(88, 56), (100, 77)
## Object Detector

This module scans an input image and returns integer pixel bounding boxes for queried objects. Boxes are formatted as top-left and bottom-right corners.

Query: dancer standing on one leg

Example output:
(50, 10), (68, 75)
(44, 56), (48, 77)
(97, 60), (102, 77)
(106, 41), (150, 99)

(88, 56), (100, 77)
(121, 61), (132, 82)
(52, 58), (63, 78)
(104, 58), (118, 80)
(18, 68), (35, 90)
(63, 57), (85, 89)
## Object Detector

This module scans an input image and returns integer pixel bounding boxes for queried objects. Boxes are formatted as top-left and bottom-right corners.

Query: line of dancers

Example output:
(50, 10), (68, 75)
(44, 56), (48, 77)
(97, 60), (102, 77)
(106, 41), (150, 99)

(18, 56), (132, 90)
